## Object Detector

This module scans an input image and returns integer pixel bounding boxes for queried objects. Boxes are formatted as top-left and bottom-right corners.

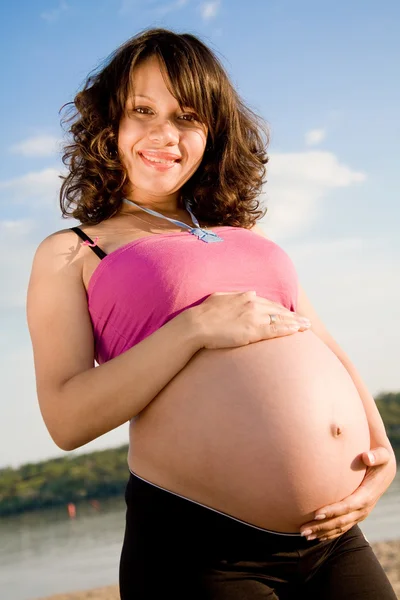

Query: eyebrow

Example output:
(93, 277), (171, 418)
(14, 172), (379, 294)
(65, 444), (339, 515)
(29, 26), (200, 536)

(134, 94), (155, 101)
(131, 95), (198, 114)
(133, 94), (191, 108)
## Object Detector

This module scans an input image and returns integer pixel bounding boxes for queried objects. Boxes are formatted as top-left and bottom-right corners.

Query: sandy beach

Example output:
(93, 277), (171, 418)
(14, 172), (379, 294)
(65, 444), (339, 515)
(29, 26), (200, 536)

(35, 539), (400, 600)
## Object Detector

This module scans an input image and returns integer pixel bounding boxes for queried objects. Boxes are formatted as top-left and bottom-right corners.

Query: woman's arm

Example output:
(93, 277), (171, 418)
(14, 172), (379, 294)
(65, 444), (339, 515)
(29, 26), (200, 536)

(297, 285), (395, 454)
(27, 231), (203, 452)
(246, 225), (396, 539)
(296, 284), (396, 540)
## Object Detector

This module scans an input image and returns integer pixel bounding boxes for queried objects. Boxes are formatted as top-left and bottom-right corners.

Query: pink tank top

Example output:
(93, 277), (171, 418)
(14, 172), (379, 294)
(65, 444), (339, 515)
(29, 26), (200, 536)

(73, 227), (298, 364)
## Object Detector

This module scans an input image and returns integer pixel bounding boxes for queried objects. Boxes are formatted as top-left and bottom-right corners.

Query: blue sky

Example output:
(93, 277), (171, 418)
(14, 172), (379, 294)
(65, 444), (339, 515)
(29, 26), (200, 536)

(0, 0), (399, 468)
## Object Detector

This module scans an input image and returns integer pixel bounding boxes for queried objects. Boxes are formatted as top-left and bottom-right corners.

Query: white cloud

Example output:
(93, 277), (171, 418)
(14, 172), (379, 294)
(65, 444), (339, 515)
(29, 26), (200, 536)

(0, 167), (65, 207)
(200, 0), (221, 20)
(0, 145), (396, 468)
(269, 151), (365, 186)
(0, 219), (39, 309)
(1, 226), (398, 468)
(0, 219), (36, 236)
(41, 1), (69, 22)
(0, 169), (75, 311)
(281, 235), (400, 395)
(10, 135), (61, 158)
(305, 128), (326, 146)
(252, 226), (400, 395)
(261, 150), (366, 239)
(0, 340), (129, 468)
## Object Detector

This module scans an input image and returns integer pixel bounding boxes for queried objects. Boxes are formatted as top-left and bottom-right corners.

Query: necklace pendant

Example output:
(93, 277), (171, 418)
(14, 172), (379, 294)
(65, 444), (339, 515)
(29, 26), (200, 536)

(189, 227), (224, 243)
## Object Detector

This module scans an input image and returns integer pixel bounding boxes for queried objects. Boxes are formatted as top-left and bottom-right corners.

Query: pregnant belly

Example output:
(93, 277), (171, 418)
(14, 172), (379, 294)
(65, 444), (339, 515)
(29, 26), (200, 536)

(129, 330), (370, 532)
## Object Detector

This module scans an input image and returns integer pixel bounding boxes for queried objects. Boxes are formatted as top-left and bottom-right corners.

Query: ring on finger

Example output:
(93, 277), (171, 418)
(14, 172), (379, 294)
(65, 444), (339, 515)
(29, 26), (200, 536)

(269, 314), (277, 325)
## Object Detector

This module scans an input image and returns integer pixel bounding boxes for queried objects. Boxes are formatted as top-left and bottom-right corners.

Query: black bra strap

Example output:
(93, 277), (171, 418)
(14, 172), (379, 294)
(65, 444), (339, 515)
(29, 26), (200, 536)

(70, 227), (107, 260)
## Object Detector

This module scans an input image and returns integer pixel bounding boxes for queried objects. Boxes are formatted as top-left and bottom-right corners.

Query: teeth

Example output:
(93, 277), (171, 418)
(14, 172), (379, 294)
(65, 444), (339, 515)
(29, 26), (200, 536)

(141, 153), (176, 165)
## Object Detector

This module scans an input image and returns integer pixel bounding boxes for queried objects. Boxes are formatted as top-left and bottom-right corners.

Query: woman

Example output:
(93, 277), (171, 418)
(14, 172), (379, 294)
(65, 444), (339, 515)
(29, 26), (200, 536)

(27, 28), (396, 599)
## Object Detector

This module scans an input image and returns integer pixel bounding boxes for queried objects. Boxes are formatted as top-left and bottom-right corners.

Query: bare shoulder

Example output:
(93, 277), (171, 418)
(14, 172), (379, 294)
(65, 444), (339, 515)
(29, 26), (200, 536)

(31, 226), (86, 274)
(27, 226), (98, 447)
(27, 226), (90, 339)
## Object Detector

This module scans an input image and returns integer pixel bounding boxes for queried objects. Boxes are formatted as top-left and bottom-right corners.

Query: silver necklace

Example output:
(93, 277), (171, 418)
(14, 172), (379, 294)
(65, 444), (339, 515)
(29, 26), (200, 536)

(121, 197), (224, 243)
(126, 208), (197, 231)
(128, 211), (178, 230)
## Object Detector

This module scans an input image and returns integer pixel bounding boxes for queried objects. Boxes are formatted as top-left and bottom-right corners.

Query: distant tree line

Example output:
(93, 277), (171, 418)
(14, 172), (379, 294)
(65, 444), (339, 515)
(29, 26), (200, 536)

(0, 445), (130, 517)
(375, 392), (400, 455)
(0, 391), (399, 517)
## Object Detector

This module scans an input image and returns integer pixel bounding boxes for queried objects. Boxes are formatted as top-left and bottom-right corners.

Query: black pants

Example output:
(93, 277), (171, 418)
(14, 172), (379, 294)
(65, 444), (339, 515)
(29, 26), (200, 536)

(119, 472), (396, 599)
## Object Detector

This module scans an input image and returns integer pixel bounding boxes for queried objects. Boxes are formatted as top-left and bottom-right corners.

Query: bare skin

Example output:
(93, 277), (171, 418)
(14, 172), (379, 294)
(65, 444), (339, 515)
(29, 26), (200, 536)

(27, 53), (395, 548)
(76, 215), (370, 533)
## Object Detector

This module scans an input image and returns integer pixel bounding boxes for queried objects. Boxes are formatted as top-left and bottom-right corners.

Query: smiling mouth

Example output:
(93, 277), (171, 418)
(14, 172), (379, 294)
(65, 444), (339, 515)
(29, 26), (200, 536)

(138, 152), (180, 170)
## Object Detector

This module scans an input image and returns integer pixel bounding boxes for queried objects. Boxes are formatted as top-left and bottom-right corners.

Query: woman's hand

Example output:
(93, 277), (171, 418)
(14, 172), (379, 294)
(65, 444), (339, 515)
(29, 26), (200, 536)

(300, 446), (397, 542)
(192, 291), (311, 350)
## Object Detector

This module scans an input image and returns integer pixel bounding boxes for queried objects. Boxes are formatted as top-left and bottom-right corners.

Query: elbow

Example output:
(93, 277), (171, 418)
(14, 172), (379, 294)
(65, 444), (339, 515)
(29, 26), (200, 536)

(56, 436), (79, 452)
(48, 420), (95, 452)
(50, 422), (91, 451)
(39, 391), (86, 452)
(42, 411), (84, 451)
(48, 426), (79, 452)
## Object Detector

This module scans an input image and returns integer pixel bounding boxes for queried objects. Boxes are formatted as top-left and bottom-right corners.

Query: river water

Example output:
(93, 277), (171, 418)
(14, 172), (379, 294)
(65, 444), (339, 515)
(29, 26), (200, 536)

(1, 473), (399, 600)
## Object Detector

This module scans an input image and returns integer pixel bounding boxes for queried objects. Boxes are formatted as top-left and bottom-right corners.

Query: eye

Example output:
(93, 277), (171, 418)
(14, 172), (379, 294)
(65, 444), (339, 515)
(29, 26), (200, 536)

(181, 113), (199, 122)
(132, 107), (199, 122)
(133, 107), (151, 115)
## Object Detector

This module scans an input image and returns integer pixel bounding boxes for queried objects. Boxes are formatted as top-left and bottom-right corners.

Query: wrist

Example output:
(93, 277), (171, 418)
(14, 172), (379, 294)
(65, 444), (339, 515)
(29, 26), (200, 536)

(175, 306), (206, 353)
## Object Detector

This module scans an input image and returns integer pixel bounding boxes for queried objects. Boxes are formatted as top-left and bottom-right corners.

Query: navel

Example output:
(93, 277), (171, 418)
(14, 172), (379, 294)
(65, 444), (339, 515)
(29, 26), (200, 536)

(331, 424), (343, 438)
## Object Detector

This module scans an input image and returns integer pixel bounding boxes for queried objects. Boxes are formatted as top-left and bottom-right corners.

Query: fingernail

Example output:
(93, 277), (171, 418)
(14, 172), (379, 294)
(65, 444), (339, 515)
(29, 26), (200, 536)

(307, 535), (317, 541)
(299, 318), (311, 324)
(301, 529), (312, 537)
(315, 514), (326, 520)
(320, 537), (327, 541)
(368, 452), (375, 464)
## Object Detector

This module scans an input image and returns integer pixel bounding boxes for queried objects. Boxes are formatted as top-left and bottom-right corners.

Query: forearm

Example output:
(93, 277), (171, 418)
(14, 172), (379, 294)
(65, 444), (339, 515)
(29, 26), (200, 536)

(338, 351), (396, 464)
(56, 309), (201, 451)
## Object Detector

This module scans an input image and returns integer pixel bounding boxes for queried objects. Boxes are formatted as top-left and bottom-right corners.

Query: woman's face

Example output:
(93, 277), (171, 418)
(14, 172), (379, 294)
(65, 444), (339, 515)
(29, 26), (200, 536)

(118, 55), (208, 211)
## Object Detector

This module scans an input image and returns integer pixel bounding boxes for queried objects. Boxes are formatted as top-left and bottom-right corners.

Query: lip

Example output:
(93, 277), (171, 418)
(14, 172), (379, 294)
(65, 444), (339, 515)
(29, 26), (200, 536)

(139, 150), (181, 161)
(138, 152), (179, 171)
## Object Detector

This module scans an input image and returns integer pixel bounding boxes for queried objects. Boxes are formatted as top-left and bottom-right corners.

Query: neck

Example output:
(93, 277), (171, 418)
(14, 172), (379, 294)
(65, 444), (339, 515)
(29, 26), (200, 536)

(119, 197), (197, 227)
(121, 190), (183, 215)
(122, 197), (189, 217)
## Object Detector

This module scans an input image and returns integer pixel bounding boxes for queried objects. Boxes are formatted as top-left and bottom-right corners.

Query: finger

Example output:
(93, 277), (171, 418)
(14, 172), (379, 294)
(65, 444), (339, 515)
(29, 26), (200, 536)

(319, 524), (354, 542)
(244, 294), (304, 320)
(260, 306), (310, 328)
(265, 319), (303, 339)
(316, 513), (369, 540)
(312, 487), (371, 522)
(313, 458), (392, 523)
(301, 510), (368, 540)
(261, 302), (307, 324)
(361, 446), (391, 467)
(253, 297), (311, 327)
(266, 321), (311, 336)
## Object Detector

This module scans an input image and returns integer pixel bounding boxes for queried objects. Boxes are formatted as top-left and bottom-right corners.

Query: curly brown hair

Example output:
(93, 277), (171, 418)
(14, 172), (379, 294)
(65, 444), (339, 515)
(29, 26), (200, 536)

(59, 27), (269, 227)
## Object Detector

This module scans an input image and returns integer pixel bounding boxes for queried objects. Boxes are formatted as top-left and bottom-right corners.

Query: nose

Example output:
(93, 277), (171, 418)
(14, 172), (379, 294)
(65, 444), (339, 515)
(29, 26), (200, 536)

(148, 119), (180, 146)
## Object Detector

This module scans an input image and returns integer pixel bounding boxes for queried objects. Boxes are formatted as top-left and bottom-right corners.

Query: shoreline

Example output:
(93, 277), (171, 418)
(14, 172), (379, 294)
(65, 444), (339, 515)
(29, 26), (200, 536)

(35, 539), (400, 600)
